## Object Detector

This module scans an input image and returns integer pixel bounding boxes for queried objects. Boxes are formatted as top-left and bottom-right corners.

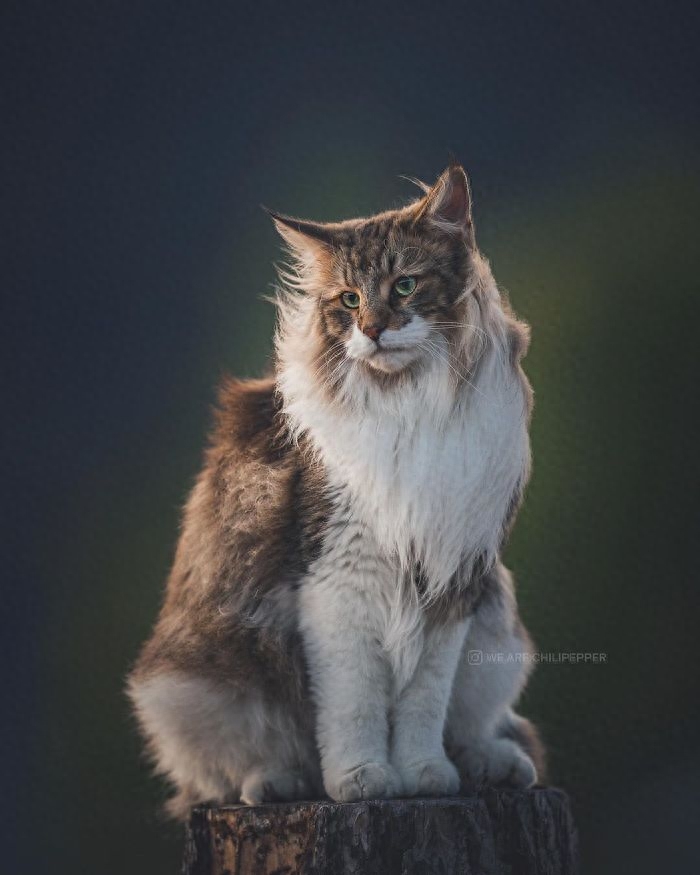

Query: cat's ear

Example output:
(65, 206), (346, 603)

(265, 208), (335, 257)
(418, 163), (475, 246)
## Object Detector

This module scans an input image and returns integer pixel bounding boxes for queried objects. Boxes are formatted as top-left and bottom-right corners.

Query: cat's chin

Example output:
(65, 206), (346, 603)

(361, 347), (421, 374)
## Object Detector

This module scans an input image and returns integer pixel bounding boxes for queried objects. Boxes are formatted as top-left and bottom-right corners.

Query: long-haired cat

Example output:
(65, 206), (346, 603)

(128, 163), (544, 818)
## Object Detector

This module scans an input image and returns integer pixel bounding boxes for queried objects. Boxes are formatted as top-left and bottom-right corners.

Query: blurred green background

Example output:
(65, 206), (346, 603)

(4, 2), (700, 873)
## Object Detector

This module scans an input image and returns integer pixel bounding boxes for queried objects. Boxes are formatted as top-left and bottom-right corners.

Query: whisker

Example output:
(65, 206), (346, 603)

(310, 343), (349, 390)
(311, 345), (345, 377)
(423, 323), (489, 367)
(417, 338), (489, 398)
(425, 321), (489, 339)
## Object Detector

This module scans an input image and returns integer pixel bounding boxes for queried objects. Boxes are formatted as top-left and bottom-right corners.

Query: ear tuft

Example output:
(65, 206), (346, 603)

(399, 175), (432, 195)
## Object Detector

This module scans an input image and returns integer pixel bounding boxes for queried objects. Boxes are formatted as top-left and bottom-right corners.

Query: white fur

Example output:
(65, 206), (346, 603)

(277, 292), (530, 605)
(345, 323), (376, 359)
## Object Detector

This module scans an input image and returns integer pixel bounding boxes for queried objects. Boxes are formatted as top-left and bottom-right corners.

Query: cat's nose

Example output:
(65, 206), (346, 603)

(362, 324), (384, 343)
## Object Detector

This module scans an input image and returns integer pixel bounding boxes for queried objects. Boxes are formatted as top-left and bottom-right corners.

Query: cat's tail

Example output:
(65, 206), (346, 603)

(497, 709), (547, 784)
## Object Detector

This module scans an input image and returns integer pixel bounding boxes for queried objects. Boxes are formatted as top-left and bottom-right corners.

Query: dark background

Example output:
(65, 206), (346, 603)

(3, 1), (700, 872)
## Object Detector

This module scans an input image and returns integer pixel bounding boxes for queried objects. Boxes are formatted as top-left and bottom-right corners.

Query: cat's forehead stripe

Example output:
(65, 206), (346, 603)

(333, 217), (436, 283)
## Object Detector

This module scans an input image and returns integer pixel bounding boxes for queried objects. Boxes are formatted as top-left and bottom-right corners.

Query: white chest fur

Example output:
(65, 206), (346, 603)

(281, 338), (530, 601)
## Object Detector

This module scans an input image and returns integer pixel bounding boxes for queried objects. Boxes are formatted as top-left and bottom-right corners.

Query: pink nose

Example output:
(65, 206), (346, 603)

(362, 325), (383, 342)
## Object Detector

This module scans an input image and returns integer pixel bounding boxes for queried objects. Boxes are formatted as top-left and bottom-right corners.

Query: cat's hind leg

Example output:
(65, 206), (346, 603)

(128, 672), (318, 816)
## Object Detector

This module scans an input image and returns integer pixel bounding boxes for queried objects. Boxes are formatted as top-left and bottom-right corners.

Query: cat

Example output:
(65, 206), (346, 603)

(127, 162), (545, 818)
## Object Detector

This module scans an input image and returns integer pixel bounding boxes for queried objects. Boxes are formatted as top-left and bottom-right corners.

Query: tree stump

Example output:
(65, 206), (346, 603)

(183, 788), (579, 875)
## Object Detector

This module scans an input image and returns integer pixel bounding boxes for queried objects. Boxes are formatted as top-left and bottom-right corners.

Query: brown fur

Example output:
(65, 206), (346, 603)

(131, 377), (331, 705)
(299, 210), (474, 347)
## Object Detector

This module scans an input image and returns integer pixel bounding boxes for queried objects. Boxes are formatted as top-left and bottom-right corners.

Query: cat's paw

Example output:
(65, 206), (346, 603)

(327, 761), (403, 802)
(454, 738), (537, 791)
(397, 755), (460, 797)
(240, 768), (310, 805)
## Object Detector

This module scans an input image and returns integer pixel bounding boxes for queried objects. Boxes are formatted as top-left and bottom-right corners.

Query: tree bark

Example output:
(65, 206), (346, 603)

(183, 788), (579, 875)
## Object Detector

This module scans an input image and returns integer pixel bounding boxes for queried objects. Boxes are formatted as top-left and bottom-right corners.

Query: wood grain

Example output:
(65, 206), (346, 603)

(184, 788), (579, 874)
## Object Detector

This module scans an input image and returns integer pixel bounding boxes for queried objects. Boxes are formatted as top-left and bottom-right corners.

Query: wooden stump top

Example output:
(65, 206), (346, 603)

(184, 788), (579, 875)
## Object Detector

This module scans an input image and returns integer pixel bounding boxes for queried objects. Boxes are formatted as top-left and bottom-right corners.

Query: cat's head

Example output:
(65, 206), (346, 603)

(270, 163), (482, 378)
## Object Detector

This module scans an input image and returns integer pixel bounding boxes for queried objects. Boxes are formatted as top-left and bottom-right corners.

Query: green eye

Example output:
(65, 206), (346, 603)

(341, 291), (361, 309)
(394, 276), (417, 297)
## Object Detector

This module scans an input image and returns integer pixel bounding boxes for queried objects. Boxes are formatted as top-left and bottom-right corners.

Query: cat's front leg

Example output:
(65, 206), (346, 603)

(299, 525), (402, 802)
(390, 617), (469, 797)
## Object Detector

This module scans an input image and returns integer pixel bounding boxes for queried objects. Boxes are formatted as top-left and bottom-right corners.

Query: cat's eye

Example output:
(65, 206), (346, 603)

(394, 276), (417, 297)
(341, 291), (361, 309)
